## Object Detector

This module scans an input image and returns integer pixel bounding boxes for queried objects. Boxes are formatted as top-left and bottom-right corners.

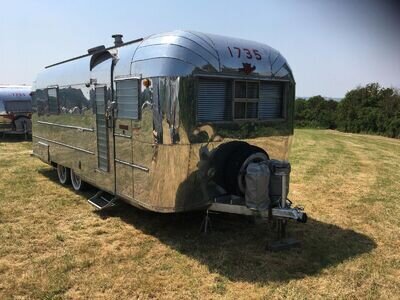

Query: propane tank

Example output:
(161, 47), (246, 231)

(268, 160), (291, 208)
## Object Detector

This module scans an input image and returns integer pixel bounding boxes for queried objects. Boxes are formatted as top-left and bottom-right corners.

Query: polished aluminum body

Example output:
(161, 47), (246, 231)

(32, 30), (295, 212)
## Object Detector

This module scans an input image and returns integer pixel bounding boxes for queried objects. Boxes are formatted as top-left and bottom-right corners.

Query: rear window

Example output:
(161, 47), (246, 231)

(233, 81), (259, 120)
(197, 78), (284, 123)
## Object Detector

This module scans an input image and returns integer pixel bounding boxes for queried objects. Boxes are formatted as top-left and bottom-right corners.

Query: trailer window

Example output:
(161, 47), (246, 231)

(197, 79), (231, 122)
(116, 79), (139, 119)
(47, 88), (59, 114)
(233, 81), (259, 120)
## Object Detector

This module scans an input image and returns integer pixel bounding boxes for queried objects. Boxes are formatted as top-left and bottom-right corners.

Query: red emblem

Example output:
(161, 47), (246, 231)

(239, 63), (256, 75)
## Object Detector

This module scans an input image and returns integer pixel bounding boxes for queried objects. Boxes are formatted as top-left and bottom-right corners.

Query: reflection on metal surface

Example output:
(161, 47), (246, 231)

(35, 141), (50, 162)
(115, 158), (149, 172)
(37, 120), (94, 132)
(114, 132), (132, 139)
(115, 163), (134, 200)
(33, 135), (95, 155)
(37, 141), (48, 147)
(32, 30), (296, 213)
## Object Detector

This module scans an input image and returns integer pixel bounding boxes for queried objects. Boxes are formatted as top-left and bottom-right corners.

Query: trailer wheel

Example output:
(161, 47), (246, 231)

(57, 164), (70, 185)
(70, 169), (86, 191)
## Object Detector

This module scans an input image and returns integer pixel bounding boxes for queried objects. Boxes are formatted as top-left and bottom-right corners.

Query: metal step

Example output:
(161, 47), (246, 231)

(88, 191), (117, 210)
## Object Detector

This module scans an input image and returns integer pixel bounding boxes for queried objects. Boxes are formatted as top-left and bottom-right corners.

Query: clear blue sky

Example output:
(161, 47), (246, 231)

(0, 0), (399, 98)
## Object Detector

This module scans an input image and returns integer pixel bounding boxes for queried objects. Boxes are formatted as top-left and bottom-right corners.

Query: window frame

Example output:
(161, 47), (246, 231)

(232, 80), (260, 121)
(47, 87), (59, 115)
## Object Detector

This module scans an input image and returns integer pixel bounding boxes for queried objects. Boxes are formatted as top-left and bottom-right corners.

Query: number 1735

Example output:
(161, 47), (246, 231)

(227, 46), (262, 60)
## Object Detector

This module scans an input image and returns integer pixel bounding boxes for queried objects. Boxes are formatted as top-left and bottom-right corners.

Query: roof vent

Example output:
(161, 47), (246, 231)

(87, 45), (106, 54)
(112, 34), (124, 46)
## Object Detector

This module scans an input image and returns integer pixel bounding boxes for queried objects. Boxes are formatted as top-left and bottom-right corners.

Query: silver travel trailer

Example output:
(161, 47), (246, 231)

(32, 30), (306, 241)
(0, 85), (32, 136)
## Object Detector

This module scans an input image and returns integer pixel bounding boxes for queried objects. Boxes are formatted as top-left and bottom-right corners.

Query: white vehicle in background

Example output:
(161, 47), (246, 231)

(0, 85), (32, 138)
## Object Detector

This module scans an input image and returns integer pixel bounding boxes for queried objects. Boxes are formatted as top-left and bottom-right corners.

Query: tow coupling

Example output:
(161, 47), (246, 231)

(207, 157), (308, 251)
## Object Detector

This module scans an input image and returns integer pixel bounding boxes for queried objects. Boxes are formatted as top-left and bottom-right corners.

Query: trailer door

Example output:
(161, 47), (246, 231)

(112, 78), (140, 201)
(91, 57), (115, 194)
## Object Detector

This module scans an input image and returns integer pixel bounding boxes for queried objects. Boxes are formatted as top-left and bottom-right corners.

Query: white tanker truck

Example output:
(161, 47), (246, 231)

(0, 85), (32, 137)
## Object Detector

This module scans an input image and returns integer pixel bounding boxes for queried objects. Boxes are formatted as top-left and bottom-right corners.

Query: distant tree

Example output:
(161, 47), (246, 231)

(337, 83), (400, 138)
(294, 98), (308, 126)
(295, 83), (399, 138)
(294, 96), (338, 129)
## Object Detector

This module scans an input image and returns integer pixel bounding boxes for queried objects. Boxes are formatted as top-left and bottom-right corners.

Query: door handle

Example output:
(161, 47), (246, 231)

(141, 101), (153, 111)
(106, 101), (117, 117)
(106, 101), (116, 128)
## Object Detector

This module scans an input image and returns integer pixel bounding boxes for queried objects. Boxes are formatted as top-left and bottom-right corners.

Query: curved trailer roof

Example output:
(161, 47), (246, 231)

(116, 30), (294, 80)
(35, 30), (294, 88)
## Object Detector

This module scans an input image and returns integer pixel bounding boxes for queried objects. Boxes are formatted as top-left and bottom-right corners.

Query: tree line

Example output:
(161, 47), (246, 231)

(295, 83), (400, 138)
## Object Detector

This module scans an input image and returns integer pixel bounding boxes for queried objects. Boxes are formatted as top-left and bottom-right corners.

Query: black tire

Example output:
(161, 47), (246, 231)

(57, 164), (71, 185)
(209, 141), (249, 188)
(70, 169), (86, 191)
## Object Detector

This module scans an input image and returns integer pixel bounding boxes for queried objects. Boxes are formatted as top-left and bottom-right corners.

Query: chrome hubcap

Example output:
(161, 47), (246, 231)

(57, 165), (67, 182)
(71, 170), (81, 189)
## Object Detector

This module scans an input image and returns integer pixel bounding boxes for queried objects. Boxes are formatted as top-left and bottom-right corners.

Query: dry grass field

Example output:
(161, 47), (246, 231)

(0, 129), (399, 299)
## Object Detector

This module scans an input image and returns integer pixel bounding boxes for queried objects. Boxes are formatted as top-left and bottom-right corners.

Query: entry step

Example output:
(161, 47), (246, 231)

(88, 191), (117, 210)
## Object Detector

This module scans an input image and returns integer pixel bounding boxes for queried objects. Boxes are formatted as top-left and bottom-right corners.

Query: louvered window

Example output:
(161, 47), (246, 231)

(259, 82), (283, 119)
(197, 79), (229, 122)
(95, 86), (109, 171)
(116, 79), (139, 119)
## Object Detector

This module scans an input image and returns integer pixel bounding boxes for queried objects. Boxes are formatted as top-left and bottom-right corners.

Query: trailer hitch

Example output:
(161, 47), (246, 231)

(271, 206), (307, 223)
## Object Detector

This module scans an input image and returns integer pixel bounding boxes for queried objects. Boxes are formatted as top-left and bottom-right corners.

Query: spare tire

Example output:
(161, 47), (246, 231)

(209, 141), (249, 189)
(224, 144), (268, 195)
(210, 141), (269, 195)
